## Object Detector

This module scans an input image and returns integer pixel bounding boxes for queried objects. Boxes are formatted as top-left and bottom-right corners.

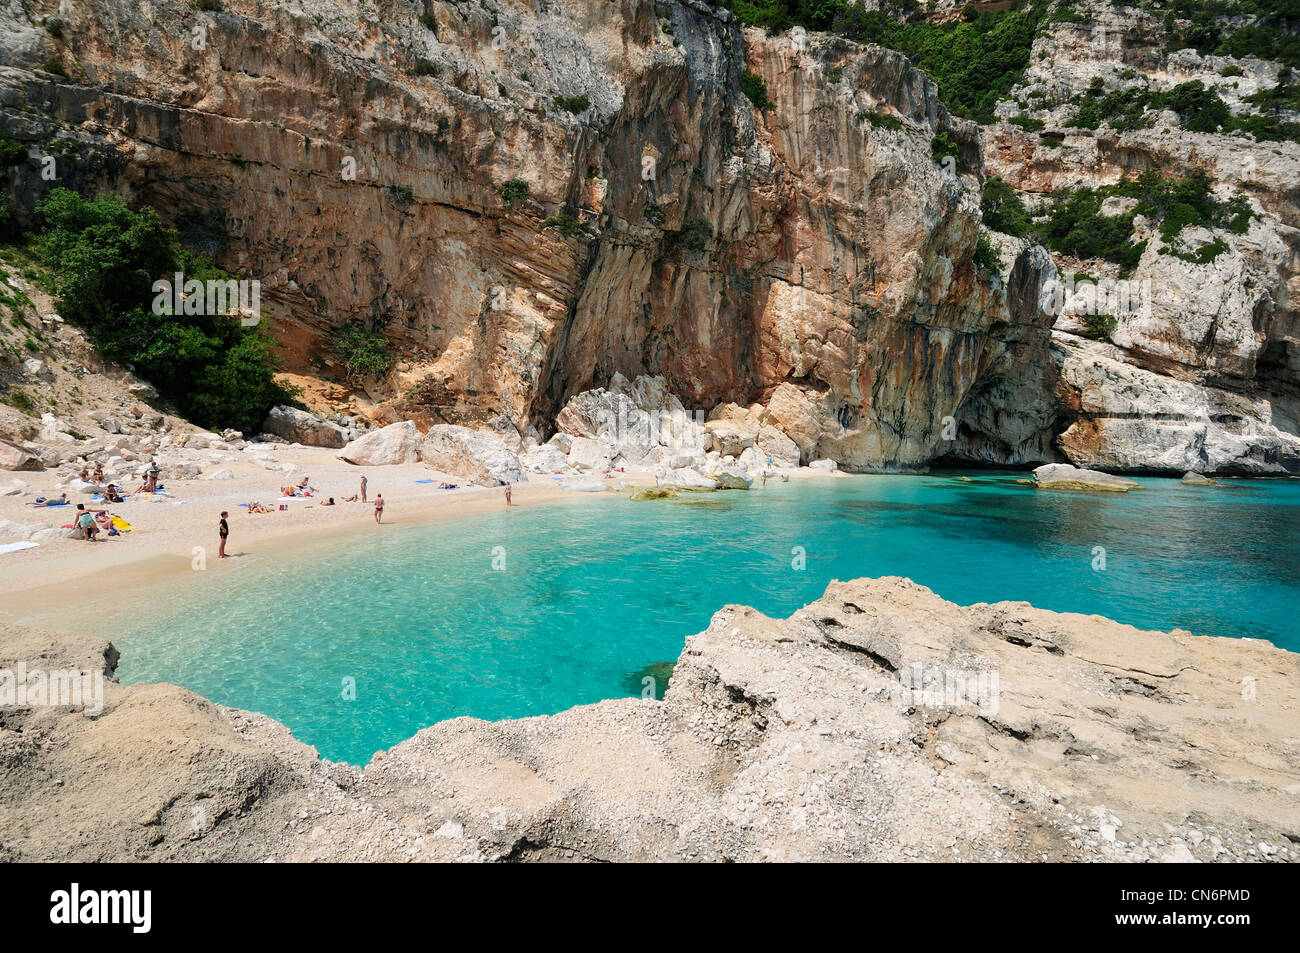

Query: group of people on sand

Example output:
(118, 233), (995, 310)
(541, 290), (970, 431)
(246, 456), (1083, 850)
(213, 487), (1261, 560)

(134, 460), (161, 494)
(212, 472), (523, 561)
(74, 503), (121, 540)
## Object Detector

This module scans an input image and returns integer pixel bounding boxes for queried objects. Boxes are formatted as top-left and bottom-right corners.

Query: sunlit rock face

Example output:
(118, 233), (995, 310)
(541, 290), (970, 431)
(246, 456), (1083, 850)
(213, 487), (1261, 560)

(1, 0), (1045, 470)
(4, 0), (1294, 471)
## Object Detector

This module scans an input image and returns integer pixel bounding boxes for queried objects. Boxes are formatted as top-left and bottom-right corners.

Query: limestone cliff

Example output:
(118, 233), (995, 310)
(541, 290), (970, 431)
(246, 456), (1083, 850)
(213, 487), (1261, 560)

(1, 0), (1297, 473)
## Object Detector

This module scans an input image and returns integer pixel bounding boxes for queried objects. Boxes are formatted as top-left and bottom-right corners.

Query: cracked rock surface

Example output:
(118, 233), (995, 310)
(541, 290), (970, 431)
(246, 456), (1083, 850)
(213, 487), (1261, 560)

(2, 577), (1296, 861)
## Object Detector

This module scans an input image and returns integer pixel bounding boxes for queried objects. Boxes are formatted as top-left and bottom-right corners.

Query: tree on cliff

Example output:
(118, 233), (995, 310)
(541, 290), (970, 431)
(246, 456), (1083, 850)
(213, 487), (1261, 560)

(33, 188), (291, 434)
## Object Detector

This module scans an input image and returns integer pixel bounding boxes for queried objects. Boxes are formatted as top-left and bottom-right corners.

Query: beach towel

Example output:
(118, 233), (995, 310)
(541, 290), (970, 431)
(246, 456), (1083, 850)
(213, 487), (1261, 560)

(415, 479), (435, 484)
(0, 541), (38, 555)
(111, 516), (133, 531)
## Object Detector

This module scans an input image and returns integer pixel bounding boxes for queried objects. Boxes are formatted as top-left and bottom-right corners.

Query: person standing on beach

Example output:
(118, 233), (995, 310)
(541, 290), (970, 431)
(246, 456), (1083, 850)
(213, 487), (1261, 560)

(374, 493), (384, 524)
(218, 511), (229, 558)
(360, 474), (368, 503)
(504, 482), (512, 506)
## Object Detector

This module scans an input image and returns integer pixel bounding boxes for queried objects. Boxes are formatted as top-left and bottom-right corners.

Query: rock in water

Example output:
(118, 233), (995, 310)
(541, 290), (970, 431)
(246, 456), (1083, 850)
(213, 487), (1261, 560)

(1033, 463), (1140, 493)
(418, 425), (522, 486)
(261, 405), (348, 449)
(1181, 471), (1216, 486)
(338, 421), (421, 466)
(630, 487), (677, 501)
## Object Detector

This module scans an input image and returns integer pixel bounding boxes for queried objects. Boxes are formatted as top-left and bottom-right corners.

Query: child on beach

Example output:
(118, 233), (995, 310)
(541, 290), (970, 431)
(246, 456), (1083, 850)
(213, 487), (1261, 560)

(219, 511), (229, 558)
(504, 482), (512, 506)
(374, 494), (384, 524)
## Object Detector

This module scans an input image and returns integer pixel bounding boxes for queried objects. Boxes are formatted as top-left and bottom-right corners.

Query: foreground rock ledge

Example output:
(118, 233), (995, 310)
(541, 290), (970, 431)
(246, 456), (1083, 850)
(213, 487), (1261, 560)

(1, 578), (1296, 862)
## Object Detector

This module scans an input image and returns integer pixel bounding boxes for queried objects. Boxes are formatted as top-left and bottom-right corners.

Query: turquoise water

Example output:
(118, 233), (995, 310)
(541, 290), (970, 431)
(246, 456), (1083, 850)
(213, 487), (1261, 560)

(116, 473), (1300, 764)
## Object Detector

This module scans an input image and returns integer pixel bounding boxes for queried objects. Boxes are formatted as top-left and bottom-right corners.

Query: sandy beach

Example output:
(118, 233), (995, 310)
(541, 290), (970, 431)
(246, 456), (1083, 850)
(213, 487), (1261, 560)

(0, 445), (665, 630)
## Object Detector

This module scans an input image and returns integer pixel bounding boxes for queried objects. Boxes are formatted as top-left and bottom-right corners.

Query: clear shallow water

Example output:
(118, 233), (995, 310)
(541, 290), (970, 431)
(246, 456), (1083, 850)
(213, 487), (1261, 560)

(116, 473), (1300, 764)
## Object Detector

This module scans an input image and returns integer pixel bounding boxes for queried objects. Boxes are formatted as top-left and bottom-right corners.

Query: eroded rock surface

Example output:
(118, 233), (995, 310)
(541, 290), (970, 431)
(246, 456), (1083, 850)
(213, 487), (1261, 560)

(2, 578), (1295, 862)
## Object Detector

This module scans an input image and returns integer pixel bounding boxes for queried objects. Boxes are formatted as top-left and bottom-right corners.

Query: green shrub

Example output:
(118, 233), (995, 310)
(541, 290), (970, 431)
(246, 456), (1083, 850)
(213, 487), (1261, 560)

(40, 56), (67, 76)
(411, 59), (437, 77)
(32, 188), (290, 433)
(542, 213), (583, 237)
(553, 95), (590, 113)
(1083, 313), (1118, 341)
(194, 0), (223, 9)
(972, 232), (1002, 274)
(930, 132), (960, 165)
(0, 137), (26, 166)
(43, 17), (63, 38)
(1009, 114), (1045, 132)
(858, 110), (903, 131)
(980, 176), (1032, 237)
(645, 204), (665, 225)
(331, 323), (393, 381)
(740, 72), (772, 110)
(672, 218), (712, 252)
(497, 179), (530, 202)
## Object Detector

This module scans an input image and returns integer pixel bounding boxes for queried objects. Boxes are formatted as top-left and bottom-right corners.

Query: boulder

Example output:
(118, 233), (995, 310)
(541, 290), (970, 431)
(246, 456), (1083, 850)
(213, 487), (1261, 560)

(206, 469), (235, 481)
(761, 383), (821, 457)
(1181, 471), (1216, 486)
(418, 425), (522, 486)
(0, 517), (32, 539)
(0, 441), (40, 471)
(756, 425), (801, 467)
(339, 421), (422, 466)
(261, 406), (348, 448)
(520, 444), (569, 473)
(547, 433), (574, 454)
(705, 421), (757, 457)
(808, 459), (839, 472)
(566, 436), (614, 471)
(709, 464), (753, 490)
(656, 467), (717, 491)
(1033, 463), (1141, 493)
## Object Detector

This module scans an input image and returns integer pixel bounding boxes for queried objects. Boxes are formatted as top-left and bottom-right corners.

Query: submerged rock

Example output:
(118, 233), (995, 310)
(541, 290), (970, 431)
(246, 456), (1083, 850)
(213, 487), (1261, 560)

(630, 487), (677, 501)
(1181, 471), (1216, 486)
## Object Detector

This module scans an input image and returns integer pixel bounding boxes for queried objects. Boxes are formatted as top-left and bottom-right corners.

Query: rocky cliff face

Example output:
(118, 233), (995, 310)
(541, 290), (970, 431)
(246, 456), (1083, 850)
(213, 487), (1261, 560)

(972, 0), (1300, 473)
(2, 0), (1042, 470)
(1, 0), (1297, 472)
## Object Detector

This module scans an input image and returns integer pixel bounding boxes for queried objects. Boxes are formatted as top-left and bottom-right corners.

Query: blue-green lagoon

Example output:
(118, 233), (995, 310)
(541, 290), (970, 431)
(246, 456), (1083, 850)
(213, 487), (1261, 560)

(116, 473), (1300, 764)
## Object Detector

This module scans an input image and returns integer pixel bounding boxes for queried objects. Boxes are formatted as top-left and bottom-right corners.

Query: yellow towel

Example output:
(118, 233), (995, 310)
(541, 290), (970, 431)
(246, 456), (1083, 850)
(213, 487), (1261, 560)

(111, 516), (134, 531)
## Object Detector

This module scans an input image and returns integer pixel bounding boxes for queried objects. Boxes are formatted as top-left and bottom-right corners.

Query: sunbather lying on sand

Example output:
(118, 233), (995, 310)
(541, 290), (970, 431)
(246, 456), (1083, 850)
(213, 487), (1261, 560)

(29, 493), (69, 507)
(104, 485), (125, 503)
(247, 501), (271, 514)
(341, 494), (359, 502)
